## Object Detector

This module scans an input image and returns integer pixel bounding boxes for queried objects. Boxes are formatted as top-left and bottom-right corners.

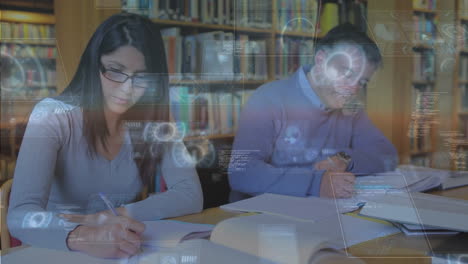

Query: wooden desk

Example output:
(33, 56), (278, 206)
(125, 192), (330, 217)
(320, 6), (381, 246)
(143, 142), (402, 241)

(172, 186), (468, 264)
(2, 187), (467, 263)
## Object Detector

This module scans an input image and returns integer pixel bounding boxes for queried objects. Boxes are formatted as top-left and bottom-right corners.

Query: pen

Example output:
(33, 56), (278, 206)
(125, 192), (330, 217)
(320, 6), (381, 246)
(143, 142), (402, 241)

(98, 192), (118, 216)
(99, 192), (144, 256)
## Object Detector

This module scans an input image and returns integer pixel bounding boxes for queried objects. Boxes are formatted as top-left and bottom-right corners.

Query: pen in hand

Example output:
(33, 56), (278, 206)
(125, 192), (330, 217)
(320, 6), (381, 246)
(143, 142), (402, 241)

(98, 192), (118, 216)
(99, 192), (144, 255)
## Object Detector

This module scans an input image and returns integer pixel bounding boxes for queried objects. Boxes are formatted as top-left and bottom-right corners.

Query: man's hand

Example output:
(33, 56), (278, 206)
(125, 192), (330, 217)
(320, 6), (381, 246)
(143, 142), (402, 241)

(66, 220), (144, 259)
(315, 156), (347, 172)
(319, 171), (355, 198)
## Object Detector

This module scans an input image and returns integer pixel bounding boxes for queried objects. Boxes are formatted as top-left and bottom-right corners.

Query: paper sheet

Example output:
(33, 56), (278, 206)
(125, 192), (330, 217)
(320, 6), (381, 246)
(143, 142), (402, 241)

(221, 193), (340, 222)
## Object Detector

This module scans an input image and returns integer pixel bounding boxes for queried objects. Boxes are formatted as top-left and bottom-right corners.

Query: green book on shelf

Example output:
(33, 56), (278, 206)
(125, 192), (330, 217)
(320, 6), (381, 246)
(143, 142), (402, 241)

(319, 3), (339, 36)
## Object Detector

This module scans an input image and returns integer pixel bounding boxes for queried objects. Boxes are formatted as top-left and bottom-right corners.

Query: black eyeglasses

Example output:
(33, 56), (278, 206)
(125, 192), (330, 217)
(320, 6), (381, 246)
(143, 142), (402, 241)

(100, 65), (159, 90)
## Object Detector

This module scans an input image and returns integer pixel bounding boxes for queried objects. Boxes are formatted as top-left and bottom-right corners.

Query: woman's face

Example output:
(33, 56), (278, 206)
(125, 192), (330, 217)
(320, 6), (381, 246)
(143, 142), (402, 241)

(100, 45), (147, 115)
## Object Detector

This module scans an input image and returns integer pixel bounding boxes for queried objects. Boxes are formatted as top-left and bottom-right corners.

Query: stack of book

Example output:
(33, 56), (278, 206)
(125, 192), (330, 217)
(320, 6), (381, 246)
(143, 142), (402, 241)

(122, 0), (272, 28)
(169, 86), (253, 137)
(276, 0), (318, 33)
(459, 22), (468, 50)
(413, 50), (435, 81)
(460, 0), (468, 17)
(459, 55), (468, 81)
(412, 13), (437, 46)
(275, 38), (314, 79)
(161, 28), (267, 81)
(461, 85), (468, 111)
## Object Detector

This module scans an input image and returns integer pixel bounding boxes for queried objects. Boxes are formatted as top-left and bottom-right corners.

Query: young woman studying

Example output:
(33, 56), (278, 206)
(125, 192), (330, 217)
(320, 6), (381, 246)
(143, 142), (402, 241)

(7, 13), (203, 258)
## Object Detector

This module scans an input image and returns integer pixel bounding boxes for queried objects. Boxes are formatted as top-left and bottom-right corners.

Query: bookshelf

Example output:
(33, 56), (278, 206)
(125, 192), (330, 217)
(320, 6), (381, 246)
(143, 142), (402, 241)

(364, 0), (459, 169)
(0, 9), (57, 123)
(452, 0), (468, 170)
(119, 0), (370, 139)
(388, 0), (439, 167)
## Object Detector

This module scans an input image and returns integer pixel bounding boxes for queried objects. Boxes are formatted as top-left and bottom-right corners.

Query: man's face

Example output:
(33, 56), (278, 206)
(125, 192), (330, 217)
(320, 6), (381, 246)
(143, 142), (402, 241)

(312, 44), (377, 109)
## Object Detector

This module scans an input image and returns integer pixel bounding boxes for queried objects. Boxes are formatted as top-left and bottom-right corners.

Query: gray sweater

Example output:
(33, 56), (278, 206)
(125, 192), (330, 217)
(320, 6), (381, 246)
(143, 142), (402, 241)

(229, 66), (398, 197)
(7, 98), (203, 251)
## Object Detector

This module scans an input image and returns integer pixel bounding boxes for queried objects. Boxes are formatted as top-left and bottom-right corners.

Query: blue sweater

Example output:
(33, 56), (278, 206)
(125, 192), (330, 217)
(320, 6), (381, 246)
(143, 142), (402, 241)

(229, 66), (398, 197)
(8, 98), (203, 251)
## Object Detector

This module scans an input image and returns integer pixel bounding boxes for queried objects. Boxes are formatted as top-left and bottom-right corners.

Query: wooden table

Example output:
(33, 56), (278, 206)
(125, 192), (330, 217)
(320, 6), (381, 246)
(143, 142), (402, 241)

(172, 186), (468, 264)
(2, 186), (467, 263)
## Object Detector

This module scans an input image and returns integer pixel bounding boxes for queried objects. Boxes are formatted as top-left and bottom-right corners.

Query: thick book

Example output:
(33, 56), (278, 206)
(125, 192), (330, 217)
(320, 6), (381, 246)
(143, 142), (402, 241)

(140, 214), (365, 264)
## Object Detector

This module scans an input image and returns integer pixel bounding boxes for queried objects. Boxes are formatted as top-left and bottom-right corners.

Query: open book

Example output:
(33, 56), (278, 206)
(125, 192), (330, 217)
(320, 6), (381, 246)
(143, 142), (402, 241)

(4, 215), (380, 264)
(138, 213), (365, 264)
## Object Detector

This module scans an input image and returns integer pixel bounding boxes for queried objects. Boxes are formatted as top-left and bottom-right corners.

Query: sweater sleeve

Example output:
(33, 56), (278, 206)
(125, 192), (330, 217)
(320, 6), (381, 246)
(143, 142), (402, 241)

(228, 91), (325, 197)
(7, 99), (78, 251)
(124, 142), (203, 220)
(342, 110), (399, 175)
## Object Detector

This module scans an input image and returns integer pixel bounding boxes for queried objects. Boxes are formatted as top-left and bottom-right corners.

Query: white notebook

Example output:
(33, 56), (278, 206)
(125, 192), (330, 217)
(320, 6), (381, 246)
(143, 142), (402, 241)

(359, 192), (468, 232)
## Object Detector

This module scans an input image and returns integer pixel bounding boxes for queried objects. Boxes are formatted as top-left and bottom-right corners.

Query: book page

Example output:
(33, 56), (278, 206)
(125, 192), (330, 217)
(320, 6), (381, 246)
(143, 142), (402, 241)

(221, 193), (339, 222)
(141, 220), (214, 248)
(133, 239), (275, 264)
(210, 213), (330, 264)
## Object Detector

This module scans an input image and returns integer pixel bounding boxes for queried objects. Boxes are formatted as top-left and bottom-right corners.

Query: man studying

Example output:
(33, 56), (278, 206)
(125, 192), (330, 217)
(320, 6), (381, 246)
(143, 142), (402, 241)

(229, 23), (398, 200)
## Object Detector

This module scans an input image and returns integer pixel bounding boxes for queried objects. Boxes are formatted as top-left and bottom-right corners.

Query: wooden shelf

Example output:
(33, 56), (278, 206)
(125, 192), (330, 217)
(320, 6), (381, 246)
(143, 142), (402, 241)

(0, 39), (56, 46)
(460, 16), (468, 22)
(410, 149), (433, 156)
(15, 57), (56, 60)
(24, 84), (56, 89)
(275, 30), (321, 38)
(183, 133), (235, 141)
(169, 79), (270, 85)
(152, 19), (273, 34)
(0, 10), (55, 24)
(413, 8), (437, 14)
(458, 112), (468, 116)
(413, 44), (434, 50)
(412, 80), (435, 85)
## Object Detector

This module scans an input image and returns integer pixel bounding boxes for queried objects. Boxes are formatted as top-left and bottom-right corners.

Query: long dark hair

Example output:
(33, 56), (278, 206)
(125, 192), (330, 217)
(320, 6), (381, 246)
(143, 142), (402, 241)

(60, 13), (169, 191)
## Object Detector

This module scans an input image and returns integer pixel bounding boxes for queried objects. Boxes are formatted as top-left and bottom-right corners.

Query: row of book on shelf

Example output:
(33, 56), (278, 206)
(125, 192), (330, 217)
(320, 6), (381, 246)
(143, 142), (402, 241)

(460, 55), (468, 81)
(413, 0), (437, 10)
(275, 38), (314, 79)
(460, 85), (468, 112)
(412, 13), (437, 46)
(122, 0), (364, 37)
(411, 155), (432, 167)
(0, 21), (55, 40)
(1, 43), (57, 59)
(413, 50), (435, 81)
(169, 86), (253, 137)
(122, 0), (272, 29)
(408, 86), (434, 157)
(459, 0), (468, 16)
(276, 0), (318, 32)
(459, 22), (468, 50)
(161, 28), (267, 81)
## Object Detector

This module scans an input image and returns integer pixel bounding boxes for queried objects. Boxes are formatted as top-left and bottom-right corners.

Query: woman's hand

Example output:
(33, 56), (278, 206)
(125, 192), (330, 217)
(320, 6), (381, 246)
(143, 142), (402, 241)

(63, 208), (145, 258)
(66, 219), (144, 259)
(59, 207), (130, 226)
